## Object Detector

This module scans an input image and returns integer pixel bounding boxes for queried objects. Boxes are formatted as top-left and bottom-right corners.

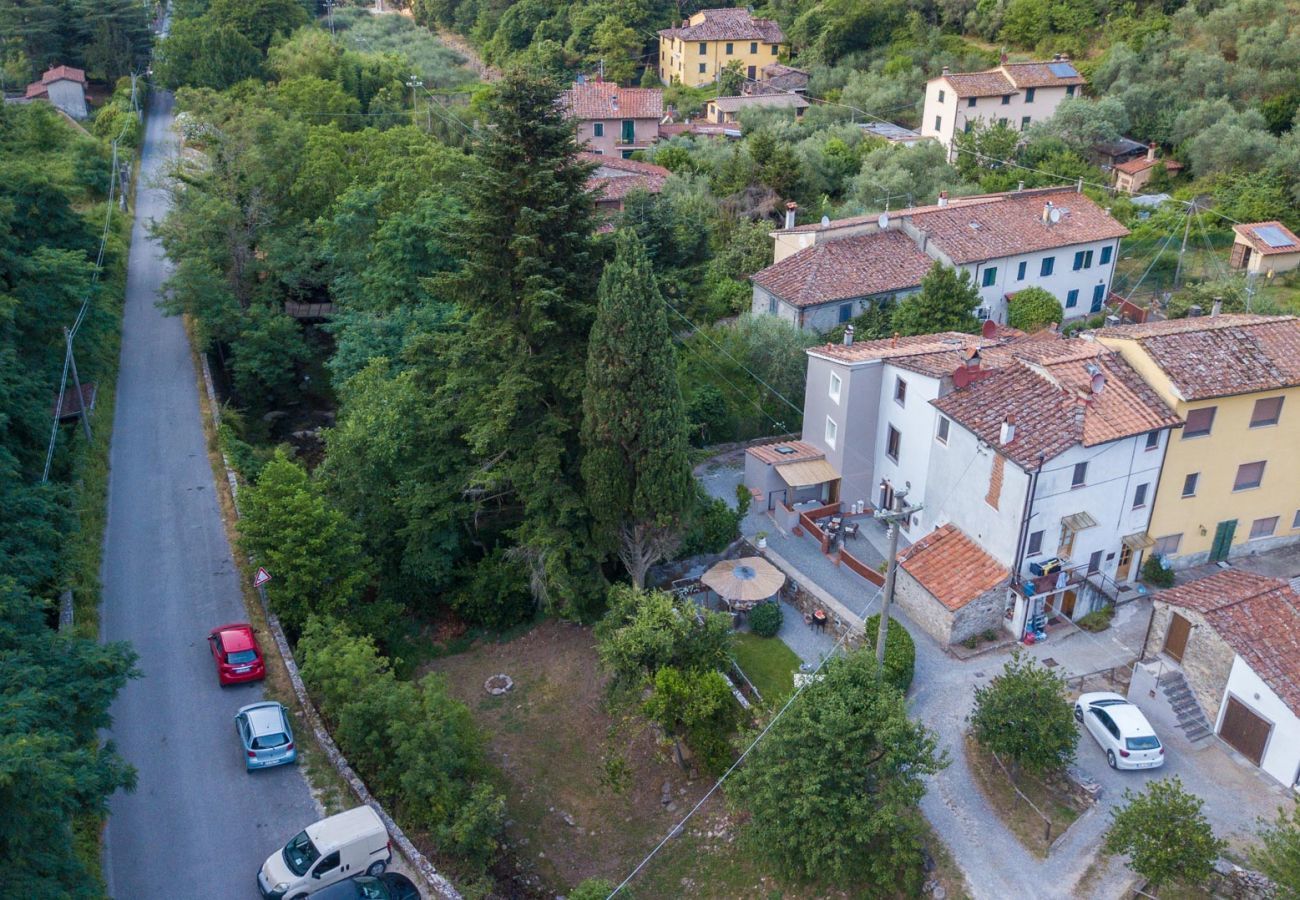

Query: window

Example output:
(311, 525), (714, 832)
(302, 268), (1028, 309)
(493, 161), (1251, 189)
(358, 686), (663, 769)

(1145, 430), (1159, 451)
(967, 97), (976, 108)
(1133, 483), (1149, 508)
(725, 42), (733, 54)
(1027, 530), (1044, 556)
(1066, 289), (1079, 308)
(998, 117), (1009, 127)
(314, 852), (341, 877)
(593, 122), (604, 137)
(1073, 250), (1094, 270)
(1182, 472), (1198, 497)
(1234, 461), (1265, 491)
(1066, 84), (1076, 96)
(1183, 406), (1216, 438)
(621, 119), (634, 143)
(1250, 396), (1284, 428)
(838, 302), (852, 323)
(982, 267), (997, 287)
(828, 372), (842, 402)
(698, 42), (707, 54)
(1294, 509), (1300, 529)
(938, 89), (946, 102)
(1088, 550), (1103, 574)
(1250, 516), (1279, 539)
(936, 416), (950, 444)
(750, 42), (757, 53)
(699, 63), (707, 73)
(935, 115), (942, 131)
(1040, 256), (1055, 276)
(768, 294), (777, 314)
(886, 425), (902, 461)
(1071, 462), (1088, 487)
(1025, 87), (1036, 102)
(894, 377), (907, 406)
(964, 121), (973, 133)
(1100, 245), (1113, 265)
(1091, 283), (1105, 312)
(1001, 94), (1011, 105)
(825, 416), (838, 448)
(771, 44), (778, 54)
(1017, 261), (1027, 280)
(1153, 534), (1182, 556)
(1021, 116), (1031, 130)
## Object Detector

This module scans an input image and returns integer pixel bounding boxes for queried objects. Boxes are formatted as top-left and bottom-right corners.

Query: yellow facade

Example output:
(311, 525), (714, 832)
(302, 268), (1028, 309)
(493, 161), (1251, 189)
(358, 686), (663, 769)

(1100, 335), (1300, 565)
(658, 36), (782, 87)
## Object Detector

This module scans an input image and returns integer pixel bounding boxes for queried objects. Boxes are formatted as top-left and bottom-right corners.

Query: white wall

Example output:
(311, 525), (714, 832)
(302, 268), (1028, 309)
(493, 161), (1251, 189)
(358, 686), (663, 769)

(920, 80), (959, 148)
(1217, 656), (1300, 788)
(873, 364), (943, 516)
(802, 356), (883, 508)
(960, 237), (1122, 324)
(921, 77), (1075, 162)
(923, 421), (1030, 564)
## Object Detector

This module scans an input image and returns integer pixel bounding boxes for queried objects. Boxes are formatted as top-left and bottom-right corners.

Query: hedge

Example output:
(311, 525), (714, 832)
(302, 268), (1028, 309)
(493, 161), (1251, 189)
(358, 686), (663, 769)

(864, 614), (915, 693)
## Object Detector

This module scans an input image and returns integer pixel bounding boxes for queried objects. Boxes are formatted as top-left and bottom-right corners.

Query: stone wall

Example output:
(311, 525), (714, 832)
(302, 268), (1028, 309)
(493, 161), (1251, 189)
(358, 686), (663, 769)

(892, 569), (1006, 648)
(1144, 600), (1235, 722)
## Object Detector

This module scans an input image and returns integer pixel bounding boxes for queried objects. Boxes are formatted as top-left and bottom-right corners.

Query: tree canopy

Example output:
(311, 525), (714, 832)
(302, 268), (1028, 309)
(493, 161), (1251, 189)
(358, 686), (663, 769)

(970, 650), (1077, 776)
(1105, 776), (1225, 890)
(892, 262), (982, 336)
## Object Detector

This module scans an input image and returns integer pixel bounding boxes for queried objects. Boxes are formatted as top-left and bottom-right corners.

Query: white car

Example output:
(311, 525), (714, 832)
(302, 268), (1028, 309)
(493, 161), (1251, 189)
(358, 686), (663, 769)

(1074, 692), (1165, 770)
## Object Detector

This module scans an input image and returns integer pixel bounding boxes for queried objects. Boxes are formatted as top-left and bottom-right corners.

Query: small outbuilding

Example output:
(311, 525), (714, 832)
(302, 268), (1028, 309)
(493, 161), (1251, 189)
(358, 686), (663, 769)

(705, 93), (808, 125)
(25, 65), (88, 119)
(1230, 221), (1300, 277)
(894, 524), (1009, 648)
(743, 440), (840, 514)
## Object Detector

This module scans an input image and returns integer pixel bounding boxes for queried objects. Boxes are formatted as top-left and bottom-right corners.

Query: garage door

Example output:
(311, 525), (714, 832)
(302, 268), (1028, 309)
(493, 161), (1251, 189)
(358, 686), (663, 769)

(1219, 695), (1272, 766)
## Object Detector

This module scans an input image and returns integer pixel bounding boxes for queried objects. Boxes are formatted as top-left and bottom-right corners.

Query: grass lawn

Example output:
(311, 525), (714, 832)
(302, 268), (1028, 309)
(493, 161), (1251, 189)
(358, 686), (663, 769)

(731, 632), (802, 705)
(964, 734), (1085, 858)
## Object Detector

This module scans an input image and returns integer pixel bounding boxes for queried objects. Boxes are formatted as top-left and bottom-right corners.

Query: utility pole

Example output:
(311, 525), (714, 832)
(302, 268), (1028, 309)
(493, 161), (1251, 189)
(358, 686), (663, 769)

(874, 487), (922, 667)
(1173, 200), (1195, 291)
(325, 0), (335, 35)
(65, 327), (91, 442)
(406, 74), (423, 129)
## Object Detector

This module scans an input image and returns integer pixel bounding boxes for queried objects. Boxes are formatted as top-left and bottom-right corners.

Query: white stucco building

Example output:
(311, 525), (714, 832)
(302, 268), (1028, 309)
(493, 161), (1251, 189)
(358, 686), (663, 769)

(921, 56), (1086, 162)
(751, 186), (1128, 332)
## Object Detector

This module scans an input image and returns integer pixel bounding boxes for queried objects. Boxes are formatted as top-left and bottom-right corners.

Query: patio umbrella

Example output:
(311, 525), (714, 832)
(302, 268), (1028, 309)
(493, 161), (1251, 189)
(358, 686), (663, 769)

(700, 556), (786, 607)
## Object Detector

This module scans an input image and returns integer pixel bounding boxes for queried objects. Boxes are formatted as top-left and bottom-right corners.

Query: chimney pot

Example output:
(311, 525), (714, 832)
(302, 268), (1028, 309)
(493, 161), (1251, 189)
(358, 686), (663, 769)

(941, 65), (950, 76)
(1000, 51), (1008, 65)
(1017, 180), (1025, 192)
(966, 348), (981, 369)
(1188, 304), (1203, 318)
(1211, 297), (1223, 317)
(891, 332), (900, 348)
(1146, 142), (1157, 162)
(843, 325), (855, 346)
(999, 415), (1016, 445)
(938, 190), (949, 207)
(784, 201), (797, 230)
(1042, 200), (1053, 224)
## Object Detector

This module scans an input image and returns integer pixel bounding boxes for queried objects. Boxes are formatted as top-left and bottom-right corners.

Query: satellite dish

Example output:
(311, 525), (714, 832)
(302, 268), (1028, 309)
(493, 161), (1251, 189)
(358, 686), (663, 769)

(877, 212), (890, 229)
(820, 214), (831, 228)
(1091, 372), (1106, 394)
(1049, 208), (1062, 224)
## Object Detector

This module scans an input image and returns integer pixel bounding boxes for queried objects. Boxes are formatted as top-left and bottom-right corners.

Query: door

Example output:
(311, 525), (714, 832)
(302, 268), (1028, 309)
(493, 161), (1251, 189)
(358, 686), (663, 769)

(1163, 612), (1191, 662)
(1090, 284), (1105, 313)
(1115, 544), (1134, 582)
(1060, 589), (1077, 618)
(1219, 695), (1272, 766)
(1210, 519), (1237, 562)
(747, 65), (756, 80)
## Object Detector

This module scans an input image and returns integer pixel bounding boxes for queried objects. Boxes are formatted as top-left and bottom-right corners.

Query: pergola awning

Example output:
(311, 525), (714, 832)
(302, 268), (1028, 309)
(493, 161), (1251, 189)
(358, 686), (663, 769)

(1061, 511), (1099, 532)
(777, 458), (839, 487)
(1122, 531), (1156, 550)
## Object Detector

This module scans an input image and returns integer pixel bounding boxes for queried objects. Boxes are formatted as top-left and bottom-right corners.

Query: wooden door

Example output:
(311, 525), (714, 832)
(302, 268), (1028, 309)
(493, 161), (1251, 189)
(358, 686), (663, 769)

(1219, 695), (1272, 766)
(1163, 612), (1191, 662)
(1060, 589), (1077, 618)
(1115, 545), (1134, 582)
(1210, 519), (1237, 562)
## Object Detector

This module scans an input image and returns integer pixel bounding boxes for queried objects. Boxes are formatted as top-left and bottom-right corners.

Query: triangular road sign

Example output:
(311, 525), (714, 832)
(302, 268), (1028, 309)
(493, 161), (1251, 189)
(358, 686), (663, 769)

(253, 567), (272, 588)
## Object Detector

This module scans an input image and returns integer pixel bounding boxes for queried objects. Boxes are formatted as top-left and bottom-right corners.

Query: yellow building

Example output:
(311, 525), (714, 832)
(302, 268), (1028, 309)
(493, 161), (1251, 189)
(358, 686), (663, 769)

(1097, 314), (1300, 566)
(657, 8), (785, 88)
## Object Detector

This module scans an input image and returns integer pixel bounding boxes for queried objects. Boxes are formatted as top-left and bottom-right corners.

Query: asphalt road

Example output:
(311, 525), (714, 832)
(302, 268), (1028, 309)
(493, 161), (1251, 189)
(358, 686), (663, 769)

(101, 89), (319, 899)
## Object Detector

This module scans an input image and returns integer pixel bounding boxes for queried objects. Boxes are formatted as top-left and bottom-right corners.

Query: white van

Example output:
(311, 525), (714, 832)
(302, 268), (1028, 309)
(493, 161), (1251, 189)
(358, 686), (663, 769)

(257, 806), (392, 899)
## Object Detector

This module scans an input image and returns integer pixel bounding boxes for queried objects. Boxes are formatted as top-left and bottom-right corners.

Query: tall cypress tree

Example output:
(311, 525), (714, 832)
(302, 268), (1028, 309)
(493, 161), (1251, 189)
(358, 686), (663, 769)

(581, 230), (693, 588)
(436, 70), (604, 618)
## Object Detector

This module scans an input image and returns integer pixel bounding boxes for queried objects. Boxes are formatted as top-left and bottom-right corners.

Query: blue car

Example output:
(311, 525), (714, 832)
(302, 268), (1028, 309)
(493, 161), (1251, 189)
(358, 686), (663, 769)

(236, 701), (297, 771)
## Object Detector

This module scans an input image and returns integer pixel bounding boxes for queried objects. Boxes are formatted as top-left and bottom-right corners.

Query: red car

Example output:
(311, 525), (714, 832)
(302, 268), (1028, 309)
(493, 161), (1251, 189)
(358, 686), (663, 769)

(208, 623), (266, 686)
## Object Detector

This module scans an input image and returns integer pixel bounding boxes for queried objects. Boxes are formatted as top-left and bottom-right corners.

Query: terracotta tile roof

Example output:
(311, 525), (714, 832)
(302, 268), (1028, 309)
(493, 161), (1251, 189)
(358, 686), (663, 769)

(560, 82), (663, 120)
(1232, 221), (1300, 256)
(1113, 156), (1183, 176)
(773, 190), (1044, 235)
(909, 190), (1129, 264)
(941, 70), (1016, 98)
(43, 64), (86, 84)
(1097, 315), (1300, 401)
(810, 330), (992, 365)
(711, 93), (809, 113)
(659, 7), (785, 43)
(932, 342), (1179, 467)
(580, 152), (670, 202)
(898, 524), (1009, 611)
(750, 231), (933, 308)
(746, 440), (824, 465)
(1158, 570), (1300, 716)
(1000, 61), (1088, 89)
(935, 61), (1086, 97)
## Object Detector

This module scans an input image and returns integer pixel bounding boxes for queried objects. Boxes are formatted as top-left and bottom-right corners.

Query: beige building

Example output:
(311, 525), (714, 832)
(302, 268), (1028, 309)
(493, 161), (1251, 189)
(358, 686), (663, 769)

(1230, 221), (1300, 276)
(658, 8), (785, 88)
(580, 153), (670, 218)
(705, 92), (808, 124)
(1112, 143), (1182, 195)
(24, 64), (88, 119)
(921, 56), (1086, 161)
(559, 81), (663, 158)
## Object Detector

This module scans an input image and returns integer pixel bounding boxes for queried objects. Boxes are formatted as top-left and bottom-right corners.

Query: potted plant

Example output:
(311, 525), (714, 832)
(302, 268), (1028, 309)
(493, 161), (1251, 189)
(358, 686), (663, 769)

(755, 531), (768, 550)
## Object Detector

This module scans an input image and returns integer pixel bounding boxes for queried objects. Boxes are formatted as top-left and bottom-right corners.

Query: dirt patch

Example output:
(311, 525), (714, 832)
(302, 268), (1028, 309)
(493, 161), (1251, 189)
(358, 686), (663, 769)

(964, 734), (1087, 858)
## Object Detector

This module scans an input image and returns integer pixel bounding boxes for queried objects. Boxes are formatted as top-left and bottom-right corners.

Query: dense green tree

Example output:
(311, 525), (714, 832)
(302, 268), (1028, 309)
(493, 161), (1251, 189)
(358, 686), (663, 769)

(1007, 286), (1064, 332)
(729, 649), (945, 890)
(1105, 777), (1225, 891)
(581, 230), (694, 587)
(718, 59), (746, 96)
(595, 585), (732, 690)
(154, 18), (263, 90)
(643, 665), (740, 773)
(891, 262), (981, 336)
(434, 70), (604, 619)
(953, 120), (1021, 182)
(206, 0), (308, 53)
(1250, 805), (1300, 896)
(970, 649), (1077, 776)
(1033, 97), (1130, 154)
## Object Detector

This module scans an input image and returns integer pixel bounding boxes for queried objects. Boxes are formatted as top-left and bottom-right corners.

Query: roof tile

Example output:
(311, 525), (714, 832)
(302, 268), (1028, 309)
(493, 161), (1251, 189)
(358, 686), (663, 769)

(560, 82), (663, 120)
(751, 231), (934, 307)
(898, 524), (1009, 611)
(659, 7), (785, 43)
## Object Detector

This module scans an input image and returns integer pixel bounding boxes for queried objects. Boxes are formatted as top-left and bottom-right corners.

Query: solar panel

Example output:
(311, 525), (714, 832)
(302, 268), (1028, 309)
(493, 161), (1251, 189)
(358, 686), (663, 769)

(1254, 224), (1296, 248)
(1048, 62), (1079, 78)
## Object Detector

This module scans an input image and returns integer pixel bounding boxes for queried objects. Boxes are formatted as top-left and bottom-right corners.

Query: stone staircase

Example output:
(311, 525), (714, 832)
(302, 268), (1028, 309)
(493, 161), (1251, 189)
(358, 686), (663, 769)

(1159, 670), (1213, 742)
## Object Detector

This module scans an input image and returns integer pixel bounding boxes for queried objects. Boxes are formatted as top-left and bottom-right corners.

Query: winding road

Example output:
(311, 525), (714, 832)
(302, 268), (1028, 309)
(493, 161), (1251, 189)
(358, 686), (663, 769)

(100, 89), (319, 899)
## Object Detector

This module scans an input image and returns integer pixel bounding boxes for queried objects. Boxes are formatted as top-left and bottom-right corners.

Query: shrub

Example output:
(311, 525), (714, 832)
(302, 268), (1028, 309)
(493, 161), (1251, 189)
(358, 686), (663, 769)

(1141, 553), (1175, 587)
(569, 879), (615, 900)
(749, 601), (783, 638)
(734, 481), (752, 518)
(863, 614), (915, 693)
(1007, 286), (1063, 332)
(450, 548), (536, 629)
(1076, 607), (1115, 632)
(678, 491), (741, 558)
(980, 628), (1000, 643)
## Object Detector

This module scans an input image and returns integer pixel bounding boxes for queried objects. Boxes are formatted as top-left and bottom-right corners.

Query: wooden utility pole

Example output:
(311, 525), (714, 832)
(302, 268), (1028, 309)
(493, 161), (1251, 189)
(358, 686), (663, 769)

(874, 488), (922, 666)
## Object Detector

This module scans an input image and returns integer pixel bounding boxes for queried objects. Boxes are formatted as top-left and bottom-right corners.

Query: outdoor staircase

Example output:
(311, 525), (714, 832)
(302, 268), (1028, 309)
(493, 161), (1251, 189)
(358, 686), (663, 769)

(1159, 670), (1213, 743)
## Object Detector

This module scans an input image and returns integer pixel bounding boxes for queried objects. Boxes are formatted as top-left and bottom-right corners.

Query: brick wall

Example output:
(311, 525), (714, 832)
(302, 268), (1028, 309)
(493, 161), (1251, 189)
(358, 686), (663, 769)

(1144, 601), (1235, 721)
(986, 453), (1004, 510)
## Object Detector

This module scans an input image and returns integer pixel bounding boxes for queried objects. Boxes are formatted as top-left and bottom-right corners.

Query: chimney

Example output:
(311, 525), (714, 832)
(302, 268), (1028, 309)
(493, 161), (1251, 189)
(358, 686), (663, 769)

(891, 332), (900, 348)
(843, 325), (855, 346)
(1076, 176), (1084, 193)
(1042, 200), (1054, 224)
(1211, 297), (1223, 317)
(1075, 386), (1092, 406)
(1052, 53), (1062, 61)
(1188, 304), (1203, 318)
(785, 201), (797, 230)
(999, 415), (1016, 445)
(966, 347), (981, 369)
(1017, 180), (1025, 192)
(938, 190), (949, 207)
(1146, 141), (1156, 162)
(941, 65), (950, 76)
(1049, 321), (1059, 333)
(1000, 51), (1008, 65)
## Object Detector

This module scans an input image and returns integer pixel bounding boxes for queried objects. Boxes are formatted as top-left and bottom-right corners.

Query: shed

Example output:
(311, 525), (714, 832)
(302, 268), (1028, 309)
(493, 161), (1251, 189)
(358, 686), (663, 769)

(25, 65), (88, 119)
(1230, 221), (1300, 277)
(893, 524), (1009, 647)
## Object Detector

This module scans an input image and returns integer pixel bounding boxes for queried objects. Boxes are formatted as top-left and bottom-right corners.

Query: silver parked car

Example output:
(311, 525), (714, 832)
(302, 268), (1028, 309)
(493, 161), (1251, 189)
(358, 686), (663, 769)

(236, 701), (297, 771)
(1074, 692), (1165, 770)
